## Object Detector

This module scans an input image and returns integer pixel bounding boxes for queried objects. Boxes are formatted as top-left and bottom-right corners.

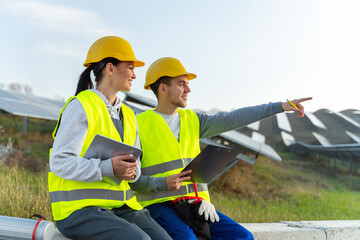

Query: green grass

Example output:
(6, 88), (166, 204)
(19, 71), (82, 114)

(209, 153), (360, 222)
(211, 189), (360, 223)
(0, 163), (52, 220)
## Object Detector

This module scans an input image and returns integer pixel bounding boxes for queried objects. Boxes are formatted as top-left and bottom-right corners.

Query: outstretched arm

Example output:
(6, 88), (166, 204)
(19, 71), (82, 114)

(197, 102), (284, 139)
(197, 98), (312, 139)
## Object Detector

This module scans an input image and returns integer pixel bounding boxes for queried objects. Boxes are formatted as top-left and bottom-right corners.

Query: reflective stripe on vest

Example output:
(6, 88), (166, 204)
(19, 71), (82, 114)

(48, 90), (142, 221)
(136, 183), (208, 202)
(136, 109), (210, 207)
(141, 158), (192, 176)
(50, 189), (135, 203)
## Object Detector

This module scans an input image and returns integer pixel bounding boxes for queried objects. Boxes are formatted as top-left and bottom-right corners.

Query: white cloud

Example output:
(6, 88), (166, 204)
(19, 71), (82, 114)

(33, 42), (85, 59)
(1, 0), (115, 36)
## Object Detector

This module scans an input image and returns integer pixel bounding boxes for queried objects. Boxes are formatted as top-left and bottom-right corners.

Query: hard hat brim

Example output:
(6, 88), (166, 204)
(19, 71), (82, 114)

(84, 58), (145, 68)
(144, 72), (197, 90)
(133, 60), (145, 67)
(187, 73), (197, 80)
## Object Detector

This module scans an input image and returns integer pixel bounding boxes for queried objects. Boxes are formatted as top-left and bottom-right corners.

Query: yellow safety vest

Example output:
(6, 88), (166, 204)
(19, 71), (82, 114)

(135, 109), (210, 207)
(48, 90), (142, 221)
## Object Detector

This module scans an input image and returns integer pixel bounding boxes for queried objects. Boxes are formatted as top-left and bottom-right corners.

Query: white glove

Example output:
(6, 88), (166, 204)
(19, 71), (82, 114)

(189, 199), (220, 223)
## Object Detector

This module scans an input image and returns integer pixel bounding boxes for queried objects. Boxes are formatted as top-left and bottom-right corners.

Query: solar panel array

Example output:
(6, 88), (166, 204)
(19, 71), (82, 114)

(0, 89), (64, 120)
(234, 107), (360, 171)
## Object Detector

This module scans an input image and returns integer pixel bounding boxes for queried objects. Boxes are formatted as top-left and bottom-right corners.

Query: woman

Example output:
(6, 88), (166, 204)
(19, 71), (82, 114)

(48, 36), (171, 240)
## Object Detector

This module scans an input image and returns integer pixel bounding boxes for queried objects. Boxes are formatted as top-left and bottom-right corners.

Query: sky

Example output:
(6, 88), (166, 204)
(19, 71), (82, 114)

(0, 0), (359, 113)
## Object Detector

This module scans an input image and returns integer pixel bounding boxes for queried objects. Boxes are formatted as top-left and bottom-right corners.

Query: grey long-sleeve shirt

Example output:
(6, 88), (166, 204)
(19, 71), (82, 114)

(130, 101), (284, 193)
(49, 89), (141, 183)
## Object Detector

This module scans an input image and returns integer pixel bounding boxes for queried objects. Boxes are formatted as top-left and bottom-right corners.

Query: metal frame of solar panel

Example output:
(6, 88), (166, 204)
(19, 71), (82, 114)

(288, 142), (360, 171)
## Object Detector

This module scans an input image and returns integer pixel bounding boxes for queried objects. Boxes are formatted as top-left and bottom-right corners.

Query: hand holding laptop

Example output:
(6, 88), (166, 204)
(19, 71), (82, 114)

(166, 170), (192, 191)
(112, 154), (138, 181)
(84, 134), (142, 183)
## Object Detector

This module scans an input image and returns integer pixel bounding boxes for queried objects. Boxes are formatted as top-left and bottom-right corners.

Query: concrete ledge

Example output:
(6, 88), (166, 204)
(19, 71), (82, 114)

(53, 220), (360, 239)
(242, 220), (360, 240)
(54, 229), (71, 240)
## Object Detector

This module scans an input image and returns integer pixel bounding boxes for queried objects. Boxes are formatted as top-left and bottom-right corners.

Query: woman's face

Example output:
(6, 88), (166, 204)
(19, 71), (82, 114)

(113, 61), (136, 92)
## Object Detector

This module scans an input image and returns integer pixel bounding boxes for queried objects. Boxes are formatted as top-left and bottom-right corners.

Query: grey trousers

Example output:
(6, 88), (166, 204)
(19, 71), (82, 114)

(56, 206), (172, 240)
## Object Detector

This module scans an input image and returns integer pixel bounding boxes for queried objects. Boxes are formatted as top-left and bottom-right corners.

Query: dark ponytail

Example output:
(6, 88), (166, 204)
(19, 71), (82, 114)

(75, 66), (94, 96)
(75, 57), (121, 96)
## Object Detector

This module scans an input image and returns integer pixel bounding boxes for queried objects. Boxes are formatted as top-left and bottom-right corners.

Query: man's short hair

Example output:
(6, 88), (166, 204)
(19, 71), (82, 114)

(150, 76), (173, 97)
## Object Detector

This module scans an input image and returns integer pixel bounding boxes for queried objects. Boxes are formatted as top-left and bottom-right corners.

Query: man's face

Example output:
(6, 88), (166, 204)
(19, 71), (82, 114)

(163, 75), (191, 108)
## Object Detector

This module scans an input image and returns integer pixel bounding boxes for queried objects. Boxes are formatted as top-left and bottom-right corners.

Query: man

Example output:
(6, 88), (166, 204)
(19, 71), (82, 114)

(130, 57), (311, 240)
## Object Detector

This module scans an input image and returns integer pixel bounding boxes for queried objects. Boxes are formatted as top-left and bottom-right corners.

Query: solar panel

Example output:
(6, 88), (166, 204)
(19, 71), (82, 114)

(124, 101), (153, 112)
(218, 130), (282, 161)
(276, 112), (292, 132)
(345, 130), (360, 144)
(281, 131), (296, 146)
(251, 131), (265, 143)
(0, 89), (64, 120)
(335, 112), (360, 128)
(123, 92), (157, 108)
(312, 132), (332, 146)
(305, 112), (327, 130)
(247, 121), (260, 131)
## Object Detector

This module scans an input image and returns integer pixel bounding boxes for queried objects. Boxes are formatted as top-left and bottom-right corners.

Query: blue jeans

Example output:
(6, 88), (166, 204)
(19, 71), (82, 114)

(147, 202), (254, 240)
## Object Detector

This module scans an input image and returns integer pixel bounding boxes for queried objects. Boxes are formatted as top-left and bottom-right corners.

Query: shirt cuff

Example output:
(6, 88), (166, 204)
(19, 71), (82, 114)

(100, 159), (114, 177)
(129, 161), (141, 183)
(274, 101), (285, 113)
(154, 177), (168, 191)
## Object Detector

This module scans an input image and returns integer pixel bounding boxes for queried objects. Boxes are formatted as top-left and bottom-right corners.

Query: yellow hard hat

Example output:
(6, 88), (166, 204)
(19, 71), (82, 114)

(144, 57), (197, 90)
(83, 36), (145, 67)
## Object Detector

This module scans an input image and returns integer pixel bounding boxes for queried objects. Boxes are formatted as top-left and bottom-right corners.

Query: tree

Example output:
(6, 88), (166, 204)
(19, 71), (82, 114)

(24, 85), (33, 95)
(7, 83), (33, 95)
(8, 83), (22, 92)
